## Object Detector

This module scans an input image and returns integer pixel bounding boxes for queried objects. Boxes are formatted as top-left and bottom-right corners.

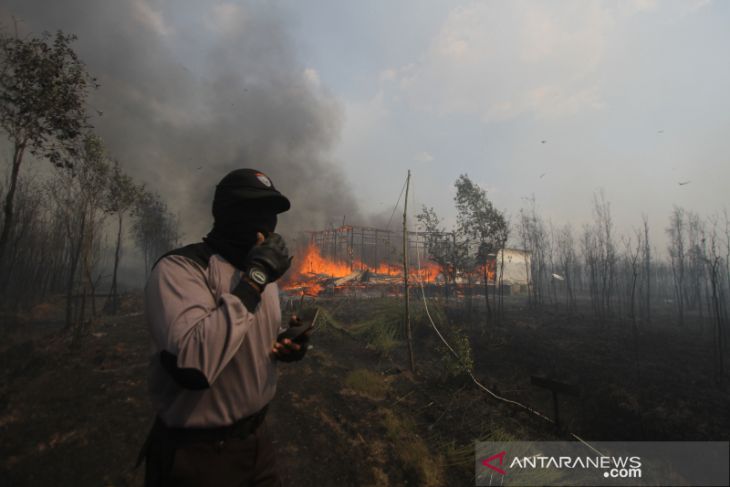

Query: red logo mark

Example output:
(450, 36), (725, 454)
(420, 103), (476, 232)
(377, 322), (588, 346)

(482, 451), (507, 475)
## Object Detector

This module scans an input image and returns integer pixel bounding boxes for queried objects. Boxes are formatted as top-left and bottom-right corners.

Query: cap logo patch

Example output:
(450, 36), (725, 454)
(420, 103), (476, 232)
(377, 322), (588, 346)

(256, 172), (272, 187)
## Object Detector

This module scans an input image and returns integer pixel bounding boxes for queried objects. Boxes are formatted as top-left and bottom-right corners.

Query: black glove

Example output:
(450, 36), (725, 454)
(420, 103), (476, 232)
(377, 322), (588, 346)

(232, 233), (292, 313)
(244, 233), (292, 288)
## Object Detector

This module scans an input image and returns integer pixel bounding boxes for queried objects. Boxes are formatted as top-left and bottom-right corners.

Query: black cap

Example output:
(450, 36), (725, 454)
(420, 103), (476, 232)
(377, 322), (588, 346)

(213, 169), (291, 218)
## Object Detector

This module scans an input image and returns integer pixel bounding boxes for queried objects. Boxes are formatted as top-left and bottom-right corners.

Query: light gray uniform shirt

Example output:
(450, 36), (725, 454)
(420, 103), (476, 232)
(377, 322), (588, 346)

(145, 249), (282, 428)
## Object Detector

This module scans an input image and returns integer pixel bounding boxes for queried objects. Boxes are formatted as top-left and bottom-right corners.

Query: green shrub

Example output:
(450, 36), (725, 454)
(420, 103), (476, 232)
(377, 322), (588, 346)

(437, 328), (474, 378)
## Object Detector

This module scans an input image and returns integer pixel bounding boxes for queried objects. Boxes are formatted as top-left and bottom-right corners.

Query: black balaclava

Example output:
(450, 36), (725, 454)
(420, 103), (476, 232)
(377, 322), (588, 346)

(204, 206), (277, 270)
(203, 169), (289, 270)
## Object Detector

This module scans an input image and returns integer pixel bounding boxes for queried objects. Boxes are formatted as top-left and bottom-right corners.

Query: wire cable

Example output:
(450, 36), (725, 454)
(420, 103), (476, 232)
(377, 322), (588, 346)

(386, 176), (408, 230)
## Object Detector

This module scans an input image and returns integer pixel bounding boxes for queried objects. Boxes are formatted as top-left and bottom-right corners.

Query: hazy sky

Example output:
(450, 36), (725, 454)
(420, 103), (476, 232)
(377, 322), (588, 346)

(282, 0), (730, 245)
(2, 0), (729, 251)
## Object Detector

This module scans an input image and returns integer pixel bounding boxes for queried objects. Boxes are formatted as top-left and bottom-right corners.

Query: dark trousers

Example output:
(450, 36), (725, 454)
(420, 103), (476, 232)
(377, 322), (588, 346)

(144, 417), (281, 487)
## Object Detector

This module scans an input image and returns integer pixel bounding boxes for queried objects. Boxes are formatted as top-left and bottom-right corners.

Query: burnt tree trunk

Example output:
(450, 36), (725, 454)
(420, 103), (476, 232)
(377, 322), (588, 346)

(65, 212), (86, 330)
(499, 248), (506, 320)
(483, 263), (491, 323)
(707, 257), (725, 382)
(107, 211), (124, 314)
(0, 142), (26, 273)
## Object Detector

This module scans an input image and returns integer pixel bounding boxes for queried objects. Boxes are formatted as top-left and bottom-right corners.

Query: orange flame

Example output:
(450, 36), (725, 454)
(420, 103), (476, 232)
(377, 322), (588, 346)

(282, 244), (442, 294)
(293, 244), (353, 279)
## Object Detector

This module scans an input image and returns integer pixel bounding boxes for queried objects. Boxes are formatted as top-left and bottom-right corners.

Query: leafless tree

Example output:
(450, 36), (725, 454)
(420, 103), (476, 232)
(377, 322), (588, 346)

(687, 211), (706, 321)
(556, 224), (578, 312)
(518, 197), (549, 307)
(623, 229), (647, 435)
(103, 160), (139, 314)
(50, 133), (110, 332)
(132, 189), (181, 278)
(546, 221), (559, 307)
(640, 215), (651, 323)
(667, 206), (688, 327)
(592, 192), (617, 325)
(703, 217), (727, 382)
(0, 172), (69, 308)
(621, 233), (643, 327)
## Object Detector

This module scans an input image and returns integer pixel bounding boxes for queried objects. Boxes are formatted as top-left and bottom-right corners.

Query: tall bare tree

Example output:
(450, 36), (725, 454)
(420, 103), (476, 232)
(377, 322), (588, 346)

(556, 224), (578, 312)
(0, 173), (69, 307)
(667, 206), (687, 327)
(103, 160), (139, 314)
(703, 218), (726, 382)
(50, 133), (110, 331)
(686, 211), (707, 322)
(581, 192), (616, 325)
(518, 197), (549, 307)
(594, 192), (616, 324)
(133, 189), (181, 277)
(641, 214), (651, 323)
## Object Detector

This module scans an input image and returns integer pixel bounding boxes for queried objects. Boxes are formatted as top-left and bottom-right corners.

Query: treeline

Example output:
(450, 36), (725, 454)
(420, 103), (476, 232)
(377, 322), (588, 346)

(0, 30), (179, 334)
(517, 194), (729, 380)
(418, 178), (729, 381)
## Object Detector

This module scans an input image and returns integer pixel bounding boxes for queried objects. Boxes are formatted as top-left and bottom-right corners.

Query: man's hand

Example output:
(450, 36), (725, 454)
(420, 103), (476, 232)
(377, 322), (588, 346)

(271, 315), (311, 362)
(244, 232), (292, 288)
(232, 233), (291, 312)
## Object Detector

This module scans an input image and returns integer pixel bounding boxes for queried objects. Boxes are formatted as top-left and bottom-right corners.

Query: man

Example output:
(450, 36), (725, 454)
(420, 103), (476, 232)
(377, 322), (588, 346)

(140, 169), (309, 487)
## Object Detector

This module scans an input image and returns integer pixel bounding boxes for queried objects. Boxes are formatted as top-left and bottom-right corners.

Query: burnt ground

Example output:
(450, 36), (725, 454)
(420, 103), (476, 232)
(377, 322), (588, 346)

(0, 294), (728, 486)
(462, 299), (730, 443)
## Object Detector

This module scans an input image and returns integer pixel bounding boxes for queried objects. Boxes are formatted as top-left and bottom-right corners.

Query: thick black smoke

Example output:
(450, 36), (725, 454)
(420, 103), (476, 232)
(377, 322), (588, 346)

(0, 0), (361, 240)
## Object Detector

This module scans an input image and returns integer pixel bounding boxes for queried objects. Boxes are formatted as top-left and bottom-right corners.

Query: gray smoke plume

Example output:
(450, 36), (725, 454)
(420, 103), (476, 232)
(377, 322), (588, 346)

(0, 0), (361, 241)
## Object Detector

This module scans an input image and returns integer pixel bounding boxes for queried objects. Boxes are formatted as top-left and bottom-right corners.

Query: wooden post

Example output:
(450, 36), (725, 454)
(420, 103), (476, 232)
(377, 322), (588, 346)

(374, 229), (379, 269)
(333, 227), (338, 262)
(386, 232), (391, 273)
(349, 225), (354, 271)
(530, 376), (580, 431)
(403, 170), (415, 372)
(452, 232), (457, 302)
(360, 228), (365, 271)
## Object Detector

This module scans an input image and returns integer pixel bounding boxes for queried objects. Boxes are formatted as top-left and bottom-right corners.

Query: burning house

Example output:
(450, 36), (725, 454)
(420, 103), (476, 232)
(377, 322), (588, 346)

(282, 225), (440, 297)
(281, 224), (531, 297)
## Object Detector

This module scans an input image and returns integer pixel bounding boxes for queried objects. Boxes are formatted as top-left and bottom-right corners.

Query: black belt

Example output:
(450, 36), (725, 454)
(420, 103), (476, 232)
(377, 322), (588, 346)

(136, 405), (269, 467)
(161, 405), (269, 444)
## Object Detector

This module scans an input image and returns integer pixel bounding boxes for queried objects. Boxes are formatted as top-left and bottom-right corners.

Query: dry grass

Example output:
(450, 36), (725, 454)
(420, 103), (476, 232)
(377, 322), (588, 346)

(380, 408), (443, 487)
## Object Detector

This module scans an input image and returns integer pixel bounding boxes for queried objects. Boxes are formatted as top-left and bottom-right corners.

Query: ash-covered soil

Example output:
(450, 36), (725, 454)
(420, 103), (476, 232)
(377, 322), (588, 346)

(1, 295), (728, 486)
(0, 298), (507, 487)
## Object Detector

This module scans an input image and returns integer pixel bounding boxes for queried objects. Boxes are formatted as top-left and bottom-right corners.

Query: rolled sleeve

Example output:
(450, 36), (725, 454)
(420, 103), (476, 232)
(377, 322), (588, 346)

(146, 255), (256, 388)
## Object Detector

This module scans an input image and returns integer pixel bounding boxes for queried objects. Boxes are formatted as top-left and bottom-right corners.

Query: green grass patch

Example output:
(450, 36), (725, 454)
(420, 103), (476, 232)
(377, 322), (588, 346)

(321, 297), (449, 354)
(344, 369), (390, 399)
